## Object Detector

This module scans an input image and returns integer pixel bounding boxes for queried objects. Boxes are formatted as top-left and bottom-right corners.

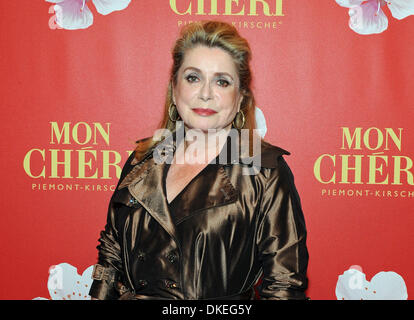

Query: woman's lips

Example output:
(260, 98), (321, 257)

(192, 108), (217, 116)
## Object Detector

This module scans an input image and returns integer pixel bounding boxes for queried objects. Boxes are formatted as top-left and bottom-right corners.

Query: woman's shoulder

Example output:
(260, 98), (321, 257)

(135, 136), (154, 145)
(256, 140), (298, 189)
(129, 136), (155, 165)
(258, 139), (291, 169)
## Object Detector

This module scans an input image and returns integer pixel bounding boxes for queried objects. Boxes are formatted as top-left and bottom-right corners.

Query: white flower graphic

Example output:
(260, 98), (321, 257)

(46, 0), (131, 30)
(335, 0), (414, 34)
(255, 106), (267, 138)
(33, 263), (94, 300)
(336, 265), (408, 300)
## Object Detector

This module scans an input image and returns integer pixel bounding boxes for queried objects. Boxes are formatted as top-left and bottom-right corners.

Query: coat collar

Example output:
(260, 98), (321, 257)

(117, 125), (290, 241)
(124, 123), (290, 169)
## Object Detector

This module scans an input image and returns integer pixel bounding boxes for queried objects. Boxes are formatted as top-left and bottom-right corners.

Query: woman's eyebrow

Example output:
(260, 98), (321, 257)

(183, 66), (234, 80)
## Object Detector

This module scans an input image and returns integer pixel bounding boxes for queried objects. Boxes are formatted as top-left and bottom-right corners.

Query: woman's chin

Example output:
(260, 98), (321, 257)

(182, 119), (232, 134)
(183, 121), (218, 133)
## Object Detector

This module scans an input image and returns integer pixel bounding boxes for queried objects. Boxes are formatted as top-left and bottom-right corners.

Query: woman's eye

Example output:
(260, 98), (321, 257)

(217, 79), (230, 87)
(185, 75), (199, 83)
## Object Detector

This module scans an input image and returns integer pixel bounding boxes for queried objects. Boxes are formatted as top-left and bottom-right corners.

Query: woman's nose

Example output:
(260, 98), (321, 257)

(198, 80), (213, 101)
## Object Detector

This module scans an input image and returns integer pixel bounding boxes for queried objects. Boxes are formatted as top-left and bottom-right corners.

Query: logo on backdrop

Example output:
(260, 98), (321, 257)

(170, 0), (285, 31)
(47, 0), (132, 30)
(33, 263), (94, 300)
(313, 127), (414, 199)
(335, 265), (408, 300)
(23, 122), (132, 192)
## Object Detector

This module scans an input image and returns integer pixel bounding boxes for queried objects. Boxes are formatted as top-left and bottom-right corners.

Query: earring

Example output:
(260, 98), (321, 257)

(232, 110), (246, 129)
(168, 103), (180, 122)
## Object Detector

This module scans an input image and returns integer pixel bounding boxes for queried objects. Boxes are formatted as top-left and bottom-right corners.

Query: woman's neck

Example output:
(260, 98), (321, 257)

(175, 124), (231, 165)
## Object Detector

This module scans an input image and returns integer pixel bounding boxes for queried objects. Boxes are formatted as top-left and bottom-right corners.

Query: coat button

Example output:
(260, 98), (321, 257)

(167, 253), (177, 263)
(129, 198), (139, 206)
(165, 280), (178, 289)
(138, 280), (148, 287)
(137, 251), (145, 261)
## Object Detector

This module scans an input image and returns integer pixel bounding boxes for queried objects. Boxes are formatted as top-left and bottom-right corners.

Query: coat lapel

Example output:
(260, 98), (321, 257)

(117, 129), (179, 241)
(127, 157), (177, 240)
(168, 163), (238, 225)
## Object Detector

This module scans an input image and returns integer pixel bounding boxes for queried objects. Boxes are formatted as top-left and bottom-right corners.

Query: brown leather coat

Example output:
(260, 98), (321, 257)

(89, 130), (309, 300)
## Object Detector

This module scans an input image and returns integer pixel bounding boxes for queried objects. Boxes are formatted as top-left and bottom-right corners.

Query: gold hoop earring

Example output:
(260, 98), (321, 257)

(168, 103), (180, 122)
(232, 110), (246, 129)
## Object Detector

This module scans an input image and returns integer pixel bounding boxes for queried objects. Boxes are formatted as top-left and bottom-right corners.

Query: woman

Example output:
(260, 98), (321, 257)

(89, 20), (309, 300)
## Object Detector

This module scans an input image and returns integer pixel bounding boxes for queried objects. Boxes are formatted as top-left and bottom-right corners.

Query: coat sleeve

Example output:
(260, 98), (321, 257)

(89, 151), (136, 300)
(256, 156), (309, 300)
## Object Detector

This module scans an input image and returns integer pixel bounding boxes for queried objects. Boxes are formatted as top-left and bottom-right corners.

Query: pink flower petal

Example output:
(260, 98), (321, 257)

(54, 0), (93, 30)
(348, 1), (389, 34)
(336, 0), (365, 8)
(91, 0), (131, 15)
(386, 0), (414, 20)
(45, 0), (65, 3)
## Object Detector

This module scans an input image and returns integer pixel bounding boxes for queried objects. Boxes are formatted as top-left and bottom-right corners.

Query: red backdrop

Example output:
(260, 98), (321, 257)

(1, 0), (413, 300)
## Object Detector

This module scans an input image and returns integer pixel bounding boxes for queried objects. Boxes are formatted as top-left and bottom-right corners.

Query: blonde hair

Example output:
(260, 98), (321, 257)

(135, 20), (257, 161)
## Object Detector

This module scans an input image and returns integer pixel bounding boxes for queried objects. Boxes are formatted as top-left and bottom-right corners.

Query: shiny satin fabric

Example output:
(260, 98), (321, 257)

(89, 129), (309, 300)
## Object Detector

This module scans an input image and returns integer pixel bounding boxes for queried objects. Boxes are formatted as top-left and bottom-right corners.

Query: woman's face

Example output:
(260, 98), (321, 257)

(172, 45), (244, 132)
